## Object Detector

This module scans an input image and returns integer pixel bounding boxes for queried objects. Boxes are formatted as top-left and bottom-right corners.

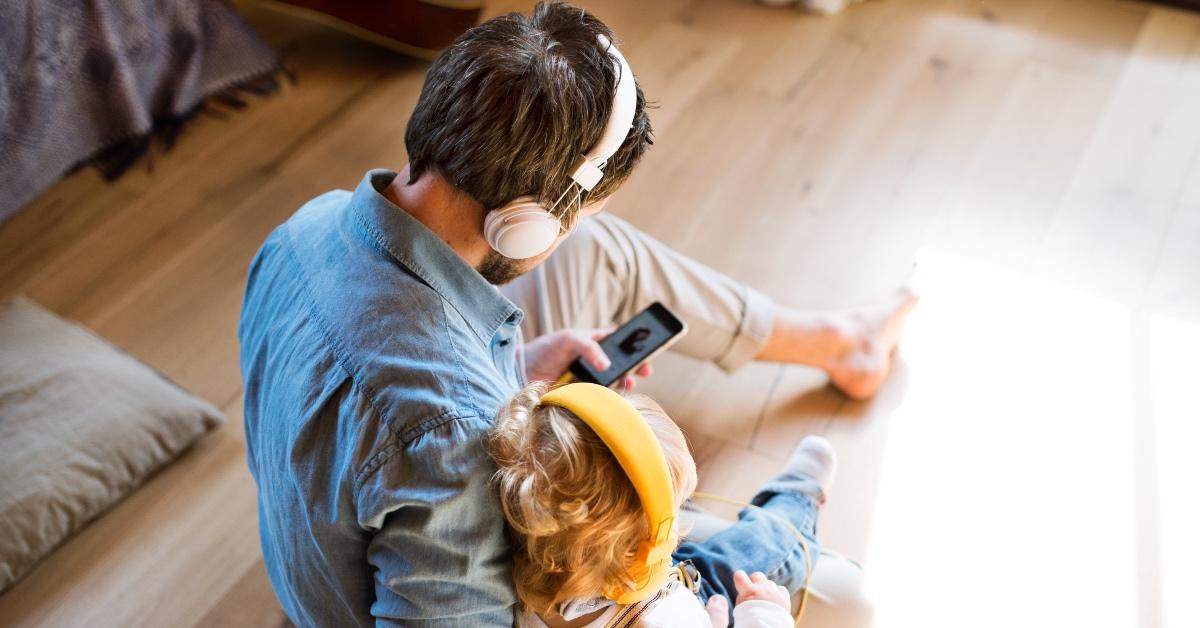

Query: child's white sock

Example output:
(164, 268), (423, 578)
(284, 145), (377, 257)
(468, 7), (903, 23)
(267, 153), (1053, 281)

(784, 436), (838, 500)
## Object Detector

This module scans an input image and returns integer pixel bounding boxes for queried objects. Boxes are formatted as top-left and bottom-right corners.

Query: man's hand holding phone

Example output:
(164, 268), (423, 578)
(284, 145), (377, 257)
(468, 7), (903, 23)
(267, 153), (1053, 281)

(566, 302), (685, 388)
(525, 303), (684, 390)
(523, 328), (652, 390)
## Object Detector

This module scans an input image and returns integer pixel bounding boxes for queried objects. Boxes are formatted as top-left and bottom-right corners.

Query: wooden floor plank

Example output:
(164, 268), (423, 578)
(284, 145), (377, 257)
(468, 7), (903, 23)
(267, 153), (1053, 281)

(621, 20), (743, 136)
(687, 432), (792, 521)
(811, 364), (911, 559)
(923, 61), (1116, 270)
(1030, 0), (1150, 78)
(1144, 199), (1200, 322)
(1033, 8), (1200, 304)
(87, 68), (429, 406)
(192, 560), (290, 628)
(636, 353), (782, 450)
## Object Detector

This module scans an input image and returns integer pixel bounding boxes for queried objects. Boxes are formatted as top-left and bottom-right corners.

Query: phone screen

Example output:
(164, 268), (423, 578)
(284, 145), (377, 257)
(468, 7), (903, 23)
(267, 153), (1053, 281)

(568, 302), (686, 388)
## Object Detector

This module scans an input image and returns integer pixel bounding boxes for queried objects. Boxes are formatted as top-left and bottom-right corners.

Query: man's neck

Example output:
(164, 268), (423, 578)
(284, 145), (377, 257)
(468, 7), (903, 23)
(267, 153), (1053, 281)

(382, 164), (491, 269)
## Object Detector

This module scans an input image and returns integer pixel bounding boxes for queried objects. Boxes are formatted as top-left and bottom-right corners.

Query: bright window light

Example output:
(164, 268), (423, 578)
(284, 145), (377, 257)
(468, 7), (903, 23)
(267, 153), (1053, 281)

(1150, 313), (1200, 628)
(863, 248), (1136, 628)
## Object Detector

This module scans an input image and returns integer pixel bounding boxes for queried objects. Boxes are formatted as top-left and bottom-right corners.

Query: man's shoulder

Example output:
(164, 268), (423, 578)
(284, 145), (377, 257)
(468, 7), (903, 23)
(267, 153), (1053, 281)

(241, 183), (515, 466)
(295, 188), (353, 218)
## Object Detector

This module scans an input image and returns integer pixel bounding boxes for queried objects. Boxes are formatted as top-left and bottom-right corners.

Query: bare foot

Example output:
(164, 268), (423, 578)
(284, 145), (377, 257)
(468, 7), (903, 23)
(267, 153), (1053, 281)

(821, 286), (918, 400)
(757, 282), (919, 399)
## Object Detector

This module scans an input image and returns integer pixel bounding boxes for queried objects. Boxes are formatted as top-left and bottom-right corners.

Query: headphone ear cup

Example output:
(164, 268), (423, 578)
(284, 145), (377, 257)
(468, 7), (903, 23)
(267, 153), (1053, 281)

(603, 538), (674, 605)
(484, 198), (560, 259)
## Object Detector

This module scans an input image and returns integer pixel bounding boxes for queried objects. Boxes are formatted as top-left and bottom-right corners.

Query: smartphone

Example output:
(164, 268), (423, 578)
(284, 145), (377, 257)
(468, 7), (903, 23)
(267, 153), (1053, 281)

(568, 302), (687, 388)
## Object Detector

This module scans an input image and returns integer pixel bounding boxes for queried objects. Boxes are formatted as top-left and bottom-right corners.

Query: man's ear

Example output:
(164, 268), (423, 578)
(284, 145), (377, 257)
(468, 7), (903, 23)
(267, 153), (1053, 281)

(579, 196), (611, 217)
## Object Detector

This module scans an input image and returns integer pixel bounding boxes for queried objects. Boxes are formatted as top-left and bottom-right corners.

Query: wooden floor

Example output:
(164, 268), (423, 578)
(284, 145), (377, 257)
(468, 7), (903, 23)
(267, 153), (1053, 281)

(2, 0), (1198, 626)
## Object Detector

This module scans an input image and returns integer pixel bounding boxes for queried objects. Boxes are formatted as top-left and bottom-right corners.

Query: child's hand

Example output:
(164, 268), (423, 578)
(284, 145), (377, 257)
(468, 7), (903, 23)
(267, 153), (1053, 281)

(704, 595), (729, 628)
(733, 570), (791, 611)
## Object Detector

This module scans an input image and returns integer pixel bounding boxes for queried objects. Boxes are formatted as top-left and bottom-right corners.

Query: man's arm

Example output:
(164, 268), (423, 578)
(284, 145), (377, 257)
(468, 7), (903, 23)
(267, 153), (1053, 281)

(356, 413), (515, 626)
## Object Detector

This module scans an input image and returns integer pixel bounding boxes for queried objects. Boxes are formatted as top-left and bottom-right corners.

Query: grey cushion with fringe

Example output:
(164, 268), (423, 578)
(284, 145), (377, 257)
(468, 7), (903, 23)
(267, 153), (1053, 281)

(0, 297), (224, 593)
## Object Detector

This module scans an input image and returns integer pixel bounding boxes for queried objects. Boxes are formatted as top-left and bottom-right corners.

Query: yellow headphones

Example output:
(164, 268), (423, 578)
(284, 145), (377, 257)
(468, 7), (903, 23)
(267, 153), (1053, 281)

(540, 383), (677, 605)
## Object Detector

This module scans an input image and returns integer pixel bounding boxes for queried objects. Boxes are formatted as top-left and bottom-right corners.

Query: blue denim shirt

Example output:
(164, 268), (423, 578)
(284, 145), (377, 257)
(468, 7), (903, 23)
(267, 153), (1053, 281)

(238, 170), (525, 626)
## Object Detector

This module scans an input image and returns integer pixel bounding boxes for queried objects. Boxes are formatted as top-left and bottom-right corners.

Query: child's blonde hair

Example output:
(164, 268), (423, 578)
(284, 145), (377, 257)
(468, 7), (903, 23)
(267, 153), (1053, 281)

(488, 381), (698, 614)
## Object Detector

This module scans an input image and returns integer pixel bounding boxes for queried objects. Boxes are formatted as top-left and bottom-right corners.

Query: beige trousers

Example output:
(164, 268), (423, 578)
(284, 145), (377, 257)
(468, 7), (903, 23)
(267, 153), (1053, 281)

(500, 213), (873, 627)
(500, 213), (775, 373)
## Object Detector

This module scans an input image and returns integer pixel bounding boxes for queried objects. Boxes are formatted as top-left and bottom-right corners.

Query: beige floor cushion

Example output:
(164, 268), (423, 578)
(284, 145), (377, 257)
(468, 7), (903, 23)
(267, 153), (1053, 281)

(0, 297), (224, 593)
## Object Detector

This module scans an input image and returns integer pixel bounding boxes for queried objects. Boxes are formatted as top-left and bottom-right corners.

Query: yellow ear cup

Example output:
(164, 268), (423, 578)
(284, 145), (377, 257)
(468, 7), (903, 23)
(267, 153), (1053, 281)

(540, 383), (677, 604)
(600, 535), (677, 604)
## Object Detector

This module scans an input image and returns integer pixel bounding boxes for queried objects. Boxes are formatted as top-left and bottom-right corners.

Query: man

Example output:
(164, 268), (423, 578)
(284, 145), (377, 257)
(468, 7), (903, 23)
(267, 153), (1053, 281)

(239, 2), (913, 625)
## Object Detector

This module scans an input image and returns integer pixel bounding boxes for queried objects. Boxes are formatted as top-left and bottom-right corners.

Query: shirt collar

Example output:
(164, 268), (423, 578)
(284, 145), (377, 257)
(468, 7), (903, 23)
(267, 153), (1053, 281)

(348, 169), (522, 344)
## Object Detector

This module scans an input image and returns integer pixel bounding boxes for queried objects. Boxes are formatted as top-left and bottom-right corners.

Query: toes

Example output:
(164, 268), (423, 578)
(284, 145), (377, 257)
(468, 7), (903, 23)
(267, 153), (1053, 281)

(828, 345), (892, 399)
(830, 370), (885, 400)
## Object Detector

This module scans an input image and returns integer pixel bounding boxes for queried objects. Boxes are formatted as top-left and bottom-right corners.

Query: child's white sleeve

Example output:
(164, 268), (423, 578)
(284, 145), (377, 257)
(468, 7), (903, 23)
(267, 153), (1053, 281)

(732, 599), (794, 628)
(636, 587), (713, 627)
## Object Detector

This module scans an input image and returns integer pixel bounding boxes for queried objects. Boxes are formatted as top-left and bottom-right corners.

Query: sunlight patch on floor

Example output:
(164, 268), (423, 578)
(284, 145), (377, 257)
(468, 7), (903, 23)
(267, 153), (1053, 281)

(1150, 313), (1200, 628)
(862, 248), (1137, 628)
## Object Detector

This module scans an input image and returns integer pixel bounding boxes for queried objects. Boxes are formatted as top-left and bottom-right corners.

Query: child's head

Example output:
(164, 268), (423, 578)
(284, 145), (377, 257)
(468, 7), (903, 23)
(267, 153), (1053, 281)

(488, 381), (697, 614)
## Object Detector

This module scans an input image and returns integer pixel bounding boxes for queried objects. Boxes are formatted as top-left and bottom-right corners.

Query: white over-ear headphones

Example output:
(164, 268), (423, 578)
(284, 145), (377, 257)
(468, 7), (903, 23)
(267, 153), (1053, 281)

(482, 34), (638, 260)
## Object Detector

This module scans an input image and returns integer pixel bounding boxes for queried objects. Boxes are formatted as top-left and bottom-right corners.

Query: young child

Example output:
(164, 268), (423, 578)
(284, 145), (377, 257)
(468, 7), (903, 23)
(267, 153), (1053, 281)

(488, 381), (837, 627)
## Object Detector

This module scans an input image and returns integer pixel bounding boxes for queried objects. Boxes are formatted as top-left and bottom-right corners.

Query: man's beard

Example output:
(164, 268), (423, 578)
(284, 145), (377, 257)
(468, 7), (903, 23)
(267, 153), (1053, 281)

(476, 250), (529, 285)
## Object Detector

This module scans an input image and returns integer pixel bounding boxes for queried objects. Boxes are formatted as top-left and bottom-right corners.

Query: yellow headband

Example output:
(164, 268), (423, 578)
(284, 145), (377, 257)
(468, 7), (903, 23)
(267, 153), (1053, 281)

(540, 383), (677, 604)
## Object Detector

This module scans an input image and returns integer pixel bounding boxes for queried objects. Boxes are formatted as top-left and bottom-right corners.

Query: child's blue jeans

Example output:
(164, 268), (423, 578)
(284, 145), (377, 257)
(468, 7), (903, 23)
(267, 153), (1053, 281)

(671, 472), (822, 622)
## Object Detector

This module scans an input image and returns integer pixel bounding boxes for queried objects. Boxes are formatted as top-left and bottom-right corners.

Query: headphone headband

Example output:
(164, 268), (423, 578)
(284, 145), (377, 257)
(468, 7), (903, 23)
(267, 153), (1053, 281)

(484, 34), (638, 260)
(540, 383), (676, 604)
(568, 34), (638, 192)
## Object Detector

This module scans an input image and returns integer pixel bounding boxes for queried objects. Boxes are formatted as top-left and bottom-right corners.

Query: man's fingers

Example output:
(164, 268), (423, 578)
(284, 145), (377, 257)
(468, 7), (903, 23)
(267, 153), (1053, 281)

(634, 361), (653, 378)
(705, 595), (729, 628)
(568, 331), (611, 371)
(618, 362), (652, 390)
(750, 571), (769, 584)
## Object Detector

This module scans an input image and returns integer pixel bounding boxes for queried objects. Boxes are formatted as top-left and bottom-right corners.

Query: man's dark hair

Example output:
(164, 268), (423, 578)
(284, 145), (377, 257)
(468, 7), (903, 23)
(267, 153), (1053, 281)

(404, 1), (654, 220)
